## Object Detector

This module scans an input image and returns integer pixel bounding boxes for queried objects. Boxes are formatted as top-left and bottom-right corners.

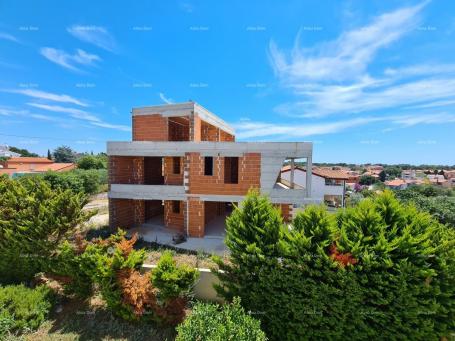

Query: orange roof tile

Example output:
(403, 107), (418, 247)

(7, 157), (53, 164)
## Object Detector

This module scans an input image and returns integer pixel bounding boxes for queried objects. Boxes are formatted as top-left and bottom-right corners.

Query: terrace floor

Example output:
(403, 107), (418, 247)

(127, 214), (228, 256)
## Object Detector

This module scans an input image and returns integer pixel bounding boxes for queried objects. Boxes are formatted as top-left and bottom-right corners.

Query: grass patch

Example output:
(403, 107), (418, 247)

(17, 295), (176, 341)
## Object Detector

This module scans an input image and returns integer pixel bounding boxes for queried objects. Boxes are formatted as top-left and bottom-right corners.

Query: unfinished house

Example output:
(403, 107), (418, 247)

(107, 102), (314, 241)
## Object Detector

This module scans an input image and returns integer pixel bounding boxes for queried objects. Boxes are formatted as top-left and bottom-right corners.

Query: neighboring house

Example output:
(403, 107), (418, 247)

(0, 157), (75, 177)
(0, 144), (20, 158)
(401, 169), (416, 180)
(384, 179), (408, 190)
(427, 174), (449, 187)
(280, 166), (349, 208)
(107, 102), (315, 238)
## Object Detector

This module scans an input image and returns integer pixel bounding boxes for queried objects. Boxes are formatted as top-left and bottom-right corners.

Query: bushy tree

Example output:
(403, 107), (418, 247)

(0, 175), (92, 284)
(359, 174), (376, 185)
(53, 145), (76, 163)
(77, 155), (106, 170)
(8, 146), (38, 157)
(215, 191), (455, 340)
(176, 297), (267, 341)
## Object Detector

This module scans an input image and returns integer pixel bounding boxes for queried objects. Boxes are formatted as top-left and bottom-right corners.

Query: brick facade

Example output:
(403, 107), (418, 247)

(187, 197), (204, 237)
(133, 114), (168, 141)
(163, 157), (183, 185)
(186, 152), (261, 195)
(109, 105), (291, 237)
(164, 200), (185, 232)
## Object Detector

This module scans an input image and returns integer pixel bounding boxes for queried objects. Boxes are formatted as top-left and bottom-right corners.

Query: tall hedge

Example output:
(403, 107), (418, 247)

(215, 191), (455, 340)
(0, 175), (91, 284)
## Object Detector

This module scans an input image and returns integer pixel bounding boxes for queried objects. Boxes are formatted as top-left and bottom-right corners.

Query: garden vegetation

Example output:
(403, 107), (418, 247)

(214, 190), (455, 340)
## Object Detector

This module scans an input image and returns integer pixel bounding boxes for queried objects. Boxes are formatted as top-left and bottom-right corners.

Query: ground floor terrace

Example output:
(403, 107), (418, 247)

(109, 198), (293, 254)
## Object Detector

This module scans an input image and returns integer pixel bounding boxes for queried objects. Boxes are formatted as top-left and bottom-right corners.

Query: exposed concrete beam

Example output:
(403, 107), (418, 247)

(107, 141), (313, 158)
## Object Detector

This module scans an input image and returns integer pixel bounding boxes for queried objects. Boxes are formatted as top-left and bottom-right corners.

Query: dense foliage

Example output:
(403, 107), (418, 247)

(0, 284), (55, 336)
(38, 168), (107, 194)
(214, 190), (455, 340)
(76, 154), (107, 170)
(8, 146), (38, 157)
(0, 175), (91, 284)
(395, 185), (455, 227)
(53, 145), (76, 163)
(51, 231), (198, 325)
(176, 297), (267, 341)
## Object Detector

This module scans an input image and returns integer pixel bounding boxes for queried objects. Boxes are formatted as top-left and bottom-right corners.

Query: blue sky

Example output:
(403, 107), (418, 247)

(1, 0), (454, 164)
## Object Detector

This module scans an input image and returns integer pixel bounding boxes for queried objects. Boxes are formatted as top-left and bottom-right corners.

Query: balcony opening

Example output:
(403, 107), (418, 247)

(144, 157), (164, 185)
(224, 157), (238, 184)
(173, 157), (181, 174)
(168, 117), (189, 141)
(204, 202), (235, 237)
(204, 156), (213, 176)
(172, 200), (180, 214)
(145, 200), (164, 226)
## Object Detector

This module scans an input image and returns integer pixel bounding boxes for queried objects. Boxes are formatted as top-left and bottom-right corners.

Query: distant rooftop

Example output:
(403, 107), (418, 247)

(132, 101), (235, 135)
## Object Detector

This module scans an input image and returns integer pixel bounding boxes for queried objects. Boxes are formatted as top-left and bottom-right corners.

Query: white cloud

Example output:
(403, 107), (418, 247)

(67, 25), (116, 52)
(3, 89), (88, 106)
(269, 2), (426, 83)
(159, 92), (174, 104)
(40, 47), (101, 72)
(233, 112), (455, 140)
(0, 32), (19, 43)
(266, 1), (455, 120)
(27, 103), (101, 122)
(27, 103), (131, 132)
(91, 121), (131, 132)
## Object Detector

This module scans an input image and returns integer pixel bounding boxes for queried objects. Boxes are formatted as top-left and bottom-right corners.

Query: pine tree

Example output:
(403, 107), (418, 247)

(47, 149), (52, 160)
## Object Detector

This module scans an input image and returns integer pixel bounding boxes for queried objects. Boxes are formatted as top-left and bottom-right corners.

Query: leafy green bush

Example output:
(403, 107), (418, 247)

(0, 285), (54, 335)
(41, 169), (107, 194)
(176, 297), (267, 341)
(151, 251), (198, 301)
(76, 155), (106, 170)
(395, 185), (455, 227)
(215, 190), (455, 340)
(0, 175), (92, 284)
(52, 231), (198, 325)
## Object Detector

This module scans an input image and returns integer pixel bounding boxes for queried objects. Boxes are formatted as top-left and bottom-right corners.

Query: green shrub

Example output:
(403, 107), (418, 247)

(0, 175), (92, 284)
(176, 297), (267, 341)
(52, 231), (198, 325)
(0, 285), (54, 335)
(151, 251), (198, 301)
(41, 169), (107, 195)
(215, 190), (455, 340)
(76, 155), (106, 170)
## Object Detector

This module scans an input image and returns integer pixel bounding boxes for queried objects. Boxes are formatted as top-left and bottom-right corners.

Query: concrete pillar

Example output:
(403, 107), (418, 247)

(290, 158), (295, 189)
(306, 156), (312, 197)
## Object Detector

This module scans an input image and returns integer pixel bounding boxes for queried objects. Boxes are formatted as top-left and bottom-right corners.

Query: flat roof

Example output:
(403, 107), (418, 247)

(132, 101), (235, 135)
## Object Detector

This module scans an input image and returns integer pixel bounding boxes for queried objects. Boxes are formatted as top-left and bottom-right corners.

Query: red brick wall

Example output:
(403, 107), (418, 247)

(187, 152), (261, 195)
(133, 114), (168, 141)
(201, 121), (219, 141)
(188, 198), (204, 237)
(109, 198), (135, 229)
(164, 200), (185, 232)
(191, 115), (202, 141)
(168, 120), (189, 141)
(279, 204), (292, 223)
(163, 157), (183, 185)
(220, 130), (235, 142)
(109, 156), (145, 185)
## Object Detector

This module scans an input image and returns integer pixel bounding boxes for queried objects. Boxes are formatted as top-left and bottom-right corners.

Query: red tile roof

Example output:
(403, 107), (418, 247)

(7, 157), (54, 164)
